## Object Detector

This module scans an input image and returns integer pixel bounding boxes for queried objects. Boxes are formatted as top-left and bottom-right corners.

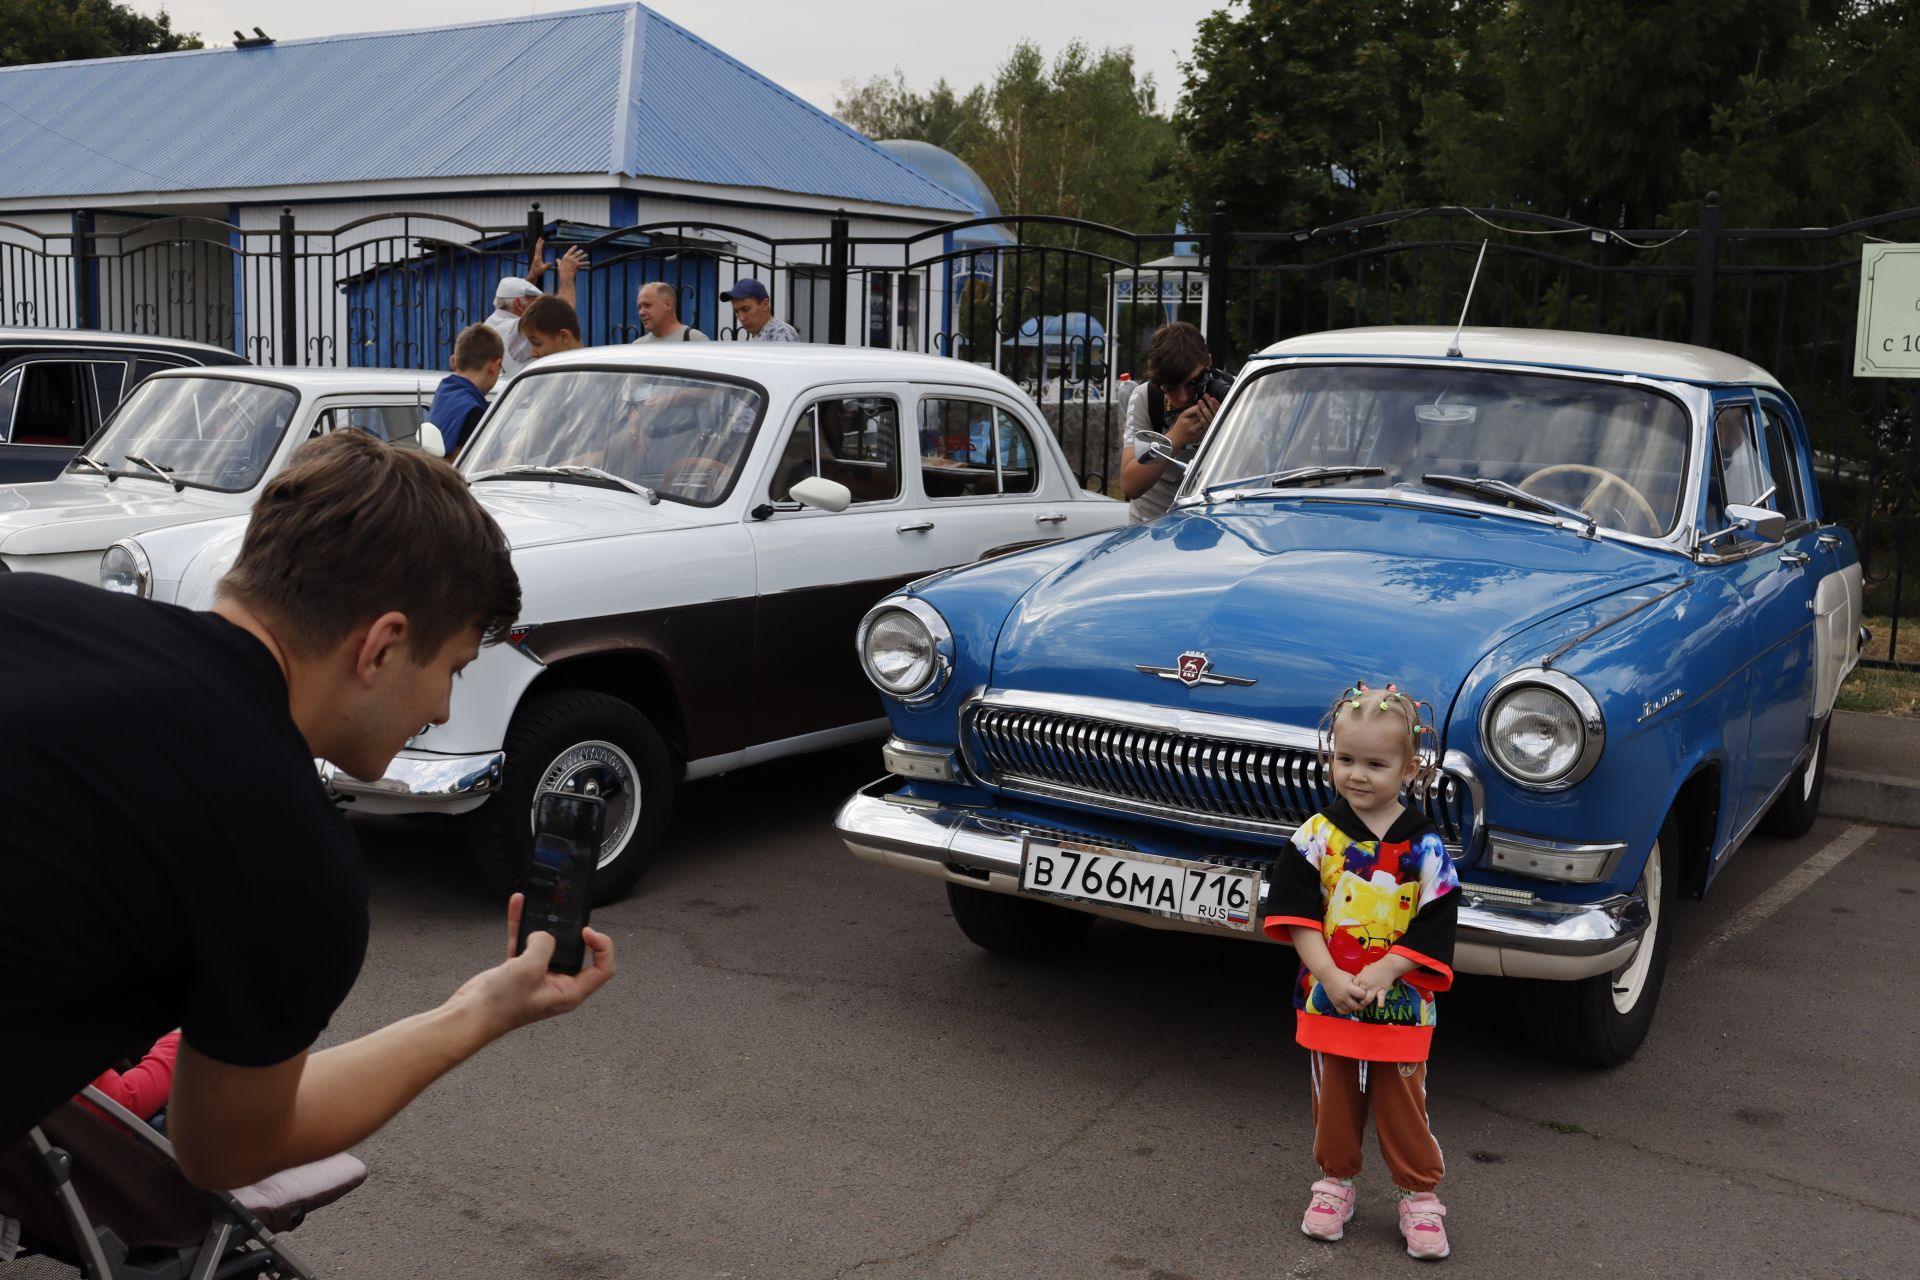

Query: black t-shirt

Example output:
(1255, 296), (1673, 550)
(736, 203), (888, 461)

(0, 574), (369, 1146)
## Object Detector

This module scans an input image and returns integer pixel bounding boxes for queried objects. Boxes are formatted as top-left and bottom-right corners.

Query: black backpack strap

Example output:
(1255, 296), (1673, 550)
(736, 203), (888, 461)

(1147, 382), (1168, 433)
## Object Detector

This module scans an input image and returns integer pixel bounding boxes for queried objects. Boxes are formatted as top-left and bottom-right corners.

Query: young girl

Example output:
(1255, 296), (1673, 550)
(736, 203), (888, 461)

(1262, 681), (1462, 1261)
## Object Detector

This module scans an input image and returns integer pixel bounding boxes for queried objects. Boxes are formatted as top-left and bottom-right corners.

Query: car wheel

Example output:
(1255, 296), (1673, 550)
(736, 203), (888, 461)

(1525, 813), (1677, 1068)
(471, 690), (675, 905)
(1760, 717), (1828, 839)
(946, 882), (1095, 960)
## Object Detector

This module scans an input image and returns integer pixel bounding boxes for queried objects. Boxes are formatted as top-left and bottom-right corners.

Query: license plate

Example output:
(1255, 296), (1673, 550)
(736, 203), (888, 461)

(1019, 838), (1262, 932)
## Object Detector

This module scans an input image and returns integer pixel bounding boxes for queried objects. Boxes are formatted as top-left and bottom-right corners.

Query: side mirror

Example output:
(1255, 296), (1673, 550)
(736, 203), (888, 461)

(790, 475), (851, 513)
(1725, 503), (1786, 544)
(1133, 429), (1188, 473)
(417, 422), (447, 459)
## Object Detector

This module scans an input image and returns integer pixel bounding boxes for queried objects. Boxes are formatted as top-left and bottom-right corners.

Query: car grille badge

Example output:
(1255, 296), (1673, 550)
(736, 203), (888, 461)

(1136, 649), (1256, 687)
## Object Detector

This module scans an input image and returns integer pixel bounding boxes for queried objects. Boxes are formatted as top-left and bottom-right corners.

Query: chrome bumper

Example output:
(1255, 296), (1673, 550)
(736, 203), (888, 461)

(836, 779), (1647, 981)
(320, 751), (505, 808)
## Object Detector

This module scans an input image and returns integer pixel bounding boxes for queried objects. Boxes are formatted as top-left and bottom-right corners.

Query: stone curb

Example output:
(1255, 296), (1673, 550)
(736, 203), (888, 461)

(1824, 769), (1920, 829)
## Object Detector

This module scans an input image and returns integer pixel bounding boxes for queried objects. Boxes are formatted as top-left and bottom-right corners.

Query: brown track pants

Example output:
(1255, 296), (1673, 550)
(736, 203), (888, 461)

(1309, 1051), (1445, 1193)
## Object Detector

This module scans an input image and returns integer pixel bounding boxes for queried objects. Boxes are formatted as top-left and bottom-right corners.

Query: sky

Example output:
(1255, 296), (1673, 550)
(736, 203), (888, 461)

(152, 0), (1223, 117)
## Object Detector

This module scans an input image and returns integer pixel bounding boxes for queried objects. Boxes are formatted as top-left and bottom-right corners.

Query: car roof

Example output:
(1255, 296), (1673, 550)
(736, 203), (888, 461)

(522, 342), (1034, 397)
(0, 326), (244, 359)
(143, 366), (441, 391)
(1253, 326), (1784, 389)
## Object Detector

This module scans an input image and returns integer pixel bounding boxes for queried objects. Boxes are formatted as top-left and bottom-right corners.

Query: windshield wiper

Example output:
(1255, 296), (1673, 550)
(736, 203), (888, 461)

(69, 452), (114, 481)
(468, 464), (659, 504)
(121, 453), (184, 492)
(1421, 473), (1595, 534)
(1202, 465), (1386, 500)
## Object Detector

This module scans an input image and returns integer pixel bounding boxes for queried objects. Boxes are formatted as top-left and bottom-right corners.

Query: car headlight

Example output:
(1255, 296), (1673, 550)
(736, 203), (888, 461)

(1480, 669), (1604, 789)
(857, 597), (953, 702)
(100, 540), (152, 597)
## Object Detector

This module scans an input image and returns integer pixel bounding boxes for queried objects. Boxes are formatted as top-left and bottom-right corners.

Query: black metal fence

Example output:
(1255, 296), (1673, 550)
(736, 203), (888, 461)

(2, 196), (1914, 667)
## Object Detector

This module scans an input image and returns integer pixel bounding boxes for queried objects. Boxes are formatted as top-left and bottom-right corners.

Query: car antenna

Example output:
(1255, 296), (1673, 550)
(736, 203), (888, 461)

(1446, 240), (1490, 359)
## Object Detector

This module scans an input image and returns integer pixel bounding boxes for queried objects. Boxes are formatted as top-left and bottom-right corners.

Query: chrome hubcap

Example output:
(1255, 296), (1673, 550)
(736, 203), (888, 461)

(1610, 843), (1662, 1014)
(532, 739), (640, 872)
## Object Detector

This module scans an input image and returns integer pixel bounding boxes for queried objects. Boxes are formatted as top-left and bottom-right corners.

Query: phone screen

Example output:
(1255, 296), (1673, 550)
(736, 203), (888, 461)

(515, 792), (603, 974)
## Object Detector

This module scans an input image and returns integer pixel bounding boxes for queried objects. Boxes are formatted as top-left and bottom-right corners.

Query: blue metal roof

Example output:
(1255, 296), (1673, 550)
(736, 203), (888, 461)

(0, 3), (977, 213)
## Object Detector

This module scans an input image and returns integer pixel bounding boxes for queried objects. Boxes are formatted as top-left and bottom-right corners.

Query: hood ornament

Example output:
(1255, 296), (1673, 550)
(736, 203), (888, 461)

(1137, 650), (1256, 688)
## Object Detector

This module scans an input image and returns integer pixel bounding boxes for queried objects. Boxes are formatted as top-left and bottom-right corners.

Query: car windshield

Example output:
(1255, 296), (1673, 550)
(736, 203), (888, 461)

(460, 369), (764, 506)
(82, 377), (298, 493)
(1187, 364), (1693, 538)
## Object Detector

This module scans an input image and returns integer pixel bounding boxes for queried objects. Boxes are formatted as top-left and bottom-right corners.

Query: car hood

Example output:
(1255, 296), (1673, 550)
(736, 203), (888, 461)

(987, 503), (1684, 729)
(0, 475), (239, 555)
(468, 481), (724, 548)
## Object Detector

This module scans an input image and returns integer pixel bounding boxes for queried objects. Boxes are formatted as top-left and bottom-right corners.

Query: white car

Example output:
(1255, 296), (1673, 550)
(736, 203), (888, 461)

(0, 368), (449, 582)
(111, 344), (1125, 900)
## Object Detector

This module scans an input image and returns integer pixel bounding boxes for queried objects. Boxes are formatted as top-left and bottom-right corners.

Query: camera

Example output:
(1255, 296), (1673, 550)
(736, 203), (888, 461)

(1186, 366), (1235, 403)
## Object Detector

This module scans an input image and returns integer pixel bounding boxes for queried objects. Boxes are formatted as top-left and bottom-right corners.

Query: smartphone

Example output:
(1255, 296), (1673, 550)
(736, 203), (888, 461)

(514, 791), (604, 975)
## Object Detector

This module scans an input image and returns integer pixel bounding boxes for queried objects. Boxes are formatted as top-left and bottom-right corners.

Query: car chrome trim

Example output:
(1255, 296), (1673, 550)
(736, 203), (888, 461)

(1539, 580), (1693, 669)
(1484, 830), (1629, 884)
(955, 691), (1479, 854)
(321, 751), (505, 803)
(882, 737), (960, 782)
(837, 780), (1637, 976)
(1480, 668), (1605, 791)
(856, 595), (955, 705)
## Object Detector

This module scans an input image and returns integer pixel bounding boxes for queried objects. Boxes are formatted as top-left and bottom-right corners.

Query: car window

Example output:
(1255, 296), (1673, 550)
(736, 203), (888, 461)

(464, 369), (765, 507)
(133, 358), (187, 385)
(87, 377), (298, 492)
(918, 397), (1038, 498)
(89, 362), (128, 417)
(1192, 364), (1692, 538)
(5, 362), (92, 446)
(0, 367), (19, 443)
(1758, 403), (1805, 524)
(769, 396), (901, 505)
(317, 404), (431, 448)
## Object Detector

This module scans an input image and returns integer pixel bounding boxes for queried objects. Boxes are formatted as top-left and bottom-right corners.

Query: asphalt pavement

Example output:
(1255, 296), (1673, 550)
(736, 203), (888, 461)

(272, 744), (1918, 1280)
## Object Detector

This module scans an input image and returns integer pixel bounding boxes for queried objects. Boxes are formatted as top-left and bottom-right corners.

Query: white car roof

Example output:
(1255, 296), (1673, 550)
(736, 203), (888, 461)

(520, 342), (1034, 399)
(142, 366), (442, 393)
(0, 326), (241, 357)
(1254, 326), (1784, 389)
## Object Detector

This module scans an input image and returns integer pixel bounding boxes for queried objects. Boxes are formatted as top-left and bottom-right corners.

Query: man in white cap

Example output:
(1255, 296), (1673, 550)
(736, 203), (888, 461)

(486, 238), (587, 377)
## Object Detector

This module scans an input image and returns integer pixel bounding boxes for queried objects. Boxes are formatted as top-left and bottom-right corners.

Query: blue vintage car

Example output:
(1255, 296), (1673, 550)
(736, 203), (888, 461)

(836, 327), (1866, 1066)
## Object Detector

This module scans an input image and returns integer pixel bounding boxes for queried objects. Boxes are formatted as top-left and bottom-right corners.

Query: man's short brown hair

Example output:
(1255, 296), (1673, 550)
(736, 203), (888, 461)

(1145, 321), (1211, 389)
(452, 322), (505, 372)
(520, 295), (580, 341)
(219, 430), (519, 660)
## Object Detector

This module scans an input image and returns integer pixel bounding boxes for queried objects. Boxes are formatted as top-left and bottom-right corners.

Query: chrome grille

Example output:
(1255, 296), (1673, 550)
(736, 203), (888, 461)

(967, 702), (1476, 851)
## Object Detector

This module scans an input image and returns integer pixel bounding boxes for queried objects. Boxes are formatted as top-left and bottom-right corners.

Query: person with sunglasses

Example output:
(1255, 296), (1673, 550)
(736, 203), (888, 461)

(1120, 321), (1222, 523)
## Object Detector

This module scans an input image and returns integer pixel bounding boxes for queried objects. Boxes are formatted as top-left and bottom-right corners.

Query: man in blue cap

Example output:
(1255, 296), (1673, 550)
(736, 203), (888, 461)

(721, 277), (800, 343)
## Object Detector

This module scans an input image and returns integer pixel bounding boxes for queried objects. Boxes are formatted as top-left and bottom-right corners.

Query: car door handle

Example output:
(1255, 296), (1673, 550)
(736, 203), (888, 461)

(897, 521), (934, 533)
(1779, 551), (1810, 567)
(1817, 533), (1843, 550)
(1034, 512), (1068, 525)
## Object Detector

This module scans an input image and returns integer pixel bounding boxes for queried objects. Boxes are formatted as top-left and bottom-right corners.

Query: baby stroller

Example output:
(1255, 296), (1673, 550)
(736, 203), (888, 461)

(0, 1086), (365, 1278)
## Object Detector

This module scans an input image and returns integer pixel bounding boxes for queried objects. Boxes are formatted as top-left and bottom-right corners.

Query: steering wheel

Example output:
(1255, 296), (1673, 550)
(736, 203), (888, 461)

(1517, 463), (1661, 536)
(660, 455), (735, 501)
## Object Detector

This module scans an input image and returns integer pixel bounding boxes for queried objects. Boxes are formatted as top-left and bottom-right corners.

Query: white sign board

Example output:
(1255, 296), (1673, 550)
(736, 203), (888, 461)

(1855, 244), (1920, 378)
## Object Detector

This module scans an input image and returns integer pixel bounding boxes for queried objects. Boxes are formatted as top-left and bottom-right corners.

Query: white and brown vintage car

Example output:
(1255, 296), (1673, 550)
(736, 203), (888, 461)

(111, 344), (1125, 899)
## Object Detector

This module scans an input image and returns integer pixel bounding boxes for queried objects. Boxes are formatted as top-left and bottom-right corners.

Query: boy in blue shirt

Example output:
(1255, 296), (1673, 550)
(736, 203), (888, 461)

(427, 324), (505, 459)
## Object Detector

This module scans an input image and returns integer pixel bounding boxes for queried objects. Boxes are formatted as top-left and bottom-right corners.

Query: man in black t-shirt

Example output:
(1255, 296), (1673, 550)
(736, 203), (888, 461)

(0, 430), (616, 1188)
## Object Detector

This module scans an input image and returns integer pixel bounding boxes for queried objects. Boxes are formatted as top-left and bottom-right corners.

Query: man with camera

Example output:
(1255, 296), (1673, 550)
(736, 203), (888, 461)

(1120, 321), (1230, 523)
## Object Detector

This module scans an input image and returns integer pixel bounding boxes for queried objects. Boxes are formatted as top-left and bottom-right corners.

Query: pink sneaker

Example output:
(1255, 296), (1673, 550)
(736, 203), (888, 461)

(1300, 1178), (1356, 1241)
(1398, 1192), (1450, 1260)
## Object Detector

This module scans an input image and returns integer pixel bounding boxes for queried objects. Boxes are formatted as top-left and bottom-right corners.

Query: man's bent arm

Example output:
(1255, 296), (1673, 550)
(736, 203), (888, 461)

(170, 903), (613, 1189)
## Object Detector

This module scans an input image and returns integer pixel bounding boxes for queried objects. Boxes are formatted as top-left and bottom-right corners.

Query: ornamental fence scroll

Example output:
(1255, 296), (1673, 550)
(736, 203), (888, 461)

(0, 196), (1913, 667)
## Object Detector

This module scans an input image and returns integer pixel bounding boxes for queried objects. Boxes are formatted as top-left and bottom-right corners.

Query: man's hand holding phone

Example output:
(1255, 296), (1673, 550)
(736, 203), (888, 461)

(452, 893), (616, 1036)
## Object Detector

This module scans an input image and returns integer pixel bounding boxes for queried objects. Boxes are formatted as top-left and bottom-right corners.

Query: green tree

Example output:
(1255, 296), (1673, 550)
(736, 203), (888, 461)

(1174, 0), (1493, 233)
(0, 0), (199, 66)
(834, 70), (985, 155)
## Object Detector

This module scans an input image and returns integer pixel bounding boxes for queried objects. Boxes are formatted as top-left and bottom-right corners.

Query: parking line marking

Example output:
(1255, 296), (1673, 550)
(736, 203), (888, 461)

(1691, 822), (1877, 964)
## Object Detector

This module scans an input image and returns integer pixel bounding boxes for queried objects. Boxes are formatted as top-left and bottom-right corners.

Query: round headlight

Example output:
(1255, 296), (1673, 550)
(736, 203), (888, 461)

(100, 540), (152, 597)
(857, 598), (953, 702)
(1481, 670), (1604, 789)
